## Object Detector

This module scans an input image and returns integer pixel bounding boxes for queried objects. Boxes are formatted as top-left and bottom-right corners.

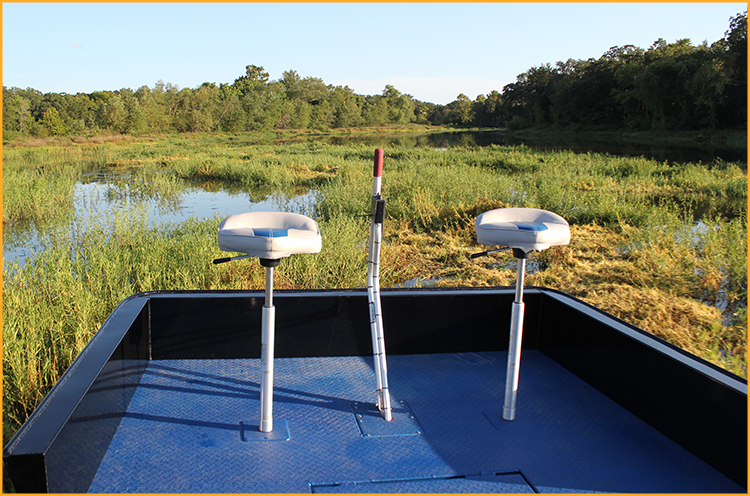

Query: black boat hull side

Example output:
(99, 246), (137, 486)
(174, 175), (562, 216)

(537, 291), (747, 488)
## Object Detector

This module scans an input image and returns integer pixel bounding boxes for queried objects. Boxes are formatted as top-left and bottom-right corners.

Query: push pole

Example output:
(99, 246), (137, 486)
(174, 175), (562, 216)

(259, 259), (279, 432)
(503, 252), (527, 421)
(367, 148), (392, 421)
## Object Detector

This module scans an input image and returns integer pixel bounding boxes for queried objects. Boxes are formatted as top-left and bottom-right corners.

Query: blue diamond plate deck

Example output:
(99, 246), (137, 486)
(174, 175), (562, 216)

(85, 351), (743, 493)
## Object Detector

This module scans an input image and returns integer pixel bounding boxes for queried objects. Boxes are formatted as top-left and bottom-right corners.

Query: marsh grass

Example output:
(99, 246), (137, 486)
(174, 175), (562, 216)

(2, 151), (80, 226)
(3, 134), (747, 456)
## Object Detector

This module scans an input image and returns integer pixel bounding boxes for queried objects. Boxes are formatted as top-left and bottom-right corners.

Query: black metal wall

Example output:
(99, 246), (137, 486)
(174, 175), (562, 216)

(146, 289), (538, 359)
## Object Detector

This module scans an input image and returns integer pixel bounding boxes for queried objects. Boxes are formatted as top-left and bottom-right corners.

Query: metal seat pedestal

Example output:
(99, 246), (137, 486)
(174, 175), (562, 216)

(215, 211), (322, 433)
(259, 257), (279, 433)
(474, 208), (570, 421)
(504, 248), (529, 421)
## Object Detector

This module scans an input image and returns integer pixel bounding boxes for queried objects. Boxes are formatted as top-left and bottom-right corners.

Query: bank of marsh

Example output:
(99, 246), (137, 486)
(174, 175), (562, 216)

(3, 135), (747, 449)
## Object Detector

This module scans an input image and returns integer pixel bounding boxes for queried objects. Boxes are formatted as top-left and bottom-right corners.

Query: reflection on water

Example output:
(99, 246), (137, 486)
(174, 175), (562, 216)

(73, 182), (318, 226)
(3, 180), (319, 268)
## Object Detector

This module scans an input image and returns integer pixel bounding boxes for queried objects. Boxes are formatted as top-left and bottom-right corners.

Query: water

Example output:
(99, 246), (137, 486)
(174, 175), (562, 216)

(3, 181), (319, 268)
(73, 181), (318, 225)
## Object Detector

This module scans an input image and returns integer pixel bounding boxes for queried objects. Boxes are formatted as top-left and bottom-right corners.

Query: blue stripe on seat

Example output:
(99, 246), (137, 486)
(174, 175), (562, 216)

(253, 228), (289, 238)
(513, 223), (548, 232)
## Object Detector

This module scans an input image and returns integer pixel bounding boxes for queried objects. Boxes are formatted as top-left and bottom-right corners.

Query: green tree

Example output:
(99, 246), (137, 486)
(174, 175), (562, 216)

(636, 39), (702, 130)
(309, 98), (334, 130)
(286, 75), (329, 104)
(472, 91), (504, 127)
(216, 83), (246, 132)
(286, 100), (312, 129)
(96, 94), (127, 132)
(180, 83), (222, 132)
(330, 85), (363, 127)
(242, 81), (286, 131)
(41, 106), (67, 136)
(136, 81), (178, 133)
(551, 56), (621, 128)
(63, 93), (98, 133)
(425, 102), (451, 126)
(719, 12), (747, 127)
(3, 89), (32, 136)
(412, 100), (432, 125)
(382, 85), (415, 124)
(610, 47), (648, 130)
(688, 50), (731, 130)
(280, 69), (302, 92)
(446, 93), (474, 125)
(233, 64), (270, 96)
(501, 64), (559, 127)
(362, 96), (388, 126)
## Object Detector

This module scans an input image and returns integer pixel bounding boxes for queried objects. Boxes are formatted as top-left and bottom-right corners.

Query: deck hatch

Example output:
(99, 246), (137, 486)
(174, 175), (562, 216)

(310, 471), (535, 493)
(350, 400), (422, 437)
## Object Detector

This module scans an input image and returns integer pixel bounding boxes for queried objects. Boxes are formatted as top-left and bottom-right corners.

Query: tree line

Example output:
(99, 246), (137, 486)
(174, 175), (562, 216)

(3, 12), (745, 139)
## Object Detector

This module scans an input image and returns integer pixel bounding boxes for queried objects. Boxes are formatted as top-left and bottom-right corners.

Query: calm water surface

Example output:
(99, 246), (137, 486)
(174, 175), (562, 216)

(3, 181), (318, 268)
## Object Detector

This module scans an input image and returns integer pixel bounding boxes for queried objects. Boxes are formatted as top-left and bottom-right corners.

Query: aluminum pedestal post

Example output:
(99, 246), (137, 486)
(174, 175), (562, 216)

(260, 259), (279, 433)
(503, 252), (527, 421)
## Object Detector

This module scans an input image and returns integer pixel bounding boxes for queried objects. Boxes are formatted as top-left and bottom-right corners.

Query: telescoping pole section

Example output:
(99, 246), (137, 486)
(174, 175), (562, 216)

(260, 259), (279, 432)
(503, 254), (526, 421)
(367, 148), (392, 421)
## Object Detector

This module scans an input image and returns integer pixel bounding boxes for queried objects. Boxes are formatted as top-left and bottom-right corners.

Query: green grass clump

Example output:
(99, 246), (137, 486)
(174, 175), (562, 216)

(2, 148), (82, 226)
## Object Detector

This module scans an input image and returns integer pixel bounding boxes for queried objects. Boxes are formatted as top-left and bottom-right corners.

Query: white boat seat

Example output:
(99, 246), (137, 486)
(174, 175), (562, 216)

(218, 211), (322, 260)
(474, 207), (571, 422)
(475, 208), (570, 253)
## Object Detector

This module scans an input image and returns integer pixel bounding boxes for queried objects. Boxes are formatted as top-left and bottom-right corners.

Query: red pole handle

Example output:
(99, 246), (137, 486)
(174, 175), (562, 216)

(373, 148), (384, 178)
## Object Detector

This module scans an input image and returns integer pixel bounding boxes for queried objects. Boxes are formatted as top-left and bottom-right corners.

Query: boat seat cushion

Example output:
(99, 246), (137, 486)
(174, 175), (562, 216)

(218, 211), (322, 259)
(475, 208), (570, 253)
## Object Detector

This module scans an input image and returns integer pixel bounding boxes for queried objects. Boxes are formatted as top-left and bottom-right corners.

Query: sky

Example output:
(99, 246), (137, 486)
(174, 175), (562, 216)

(3, 3), (746, 105)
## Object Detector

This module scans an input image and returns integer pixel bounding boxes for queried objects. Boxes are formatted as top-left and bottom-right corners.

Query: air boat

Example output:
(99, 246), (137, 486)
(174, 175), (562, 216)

(4, 150), (746, 493)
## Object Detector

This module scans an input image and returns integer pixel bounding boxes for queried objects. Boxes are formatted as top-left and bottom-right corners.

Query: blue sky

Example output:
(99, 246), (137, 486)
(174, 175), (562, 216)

(3, 3), (746, 105)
